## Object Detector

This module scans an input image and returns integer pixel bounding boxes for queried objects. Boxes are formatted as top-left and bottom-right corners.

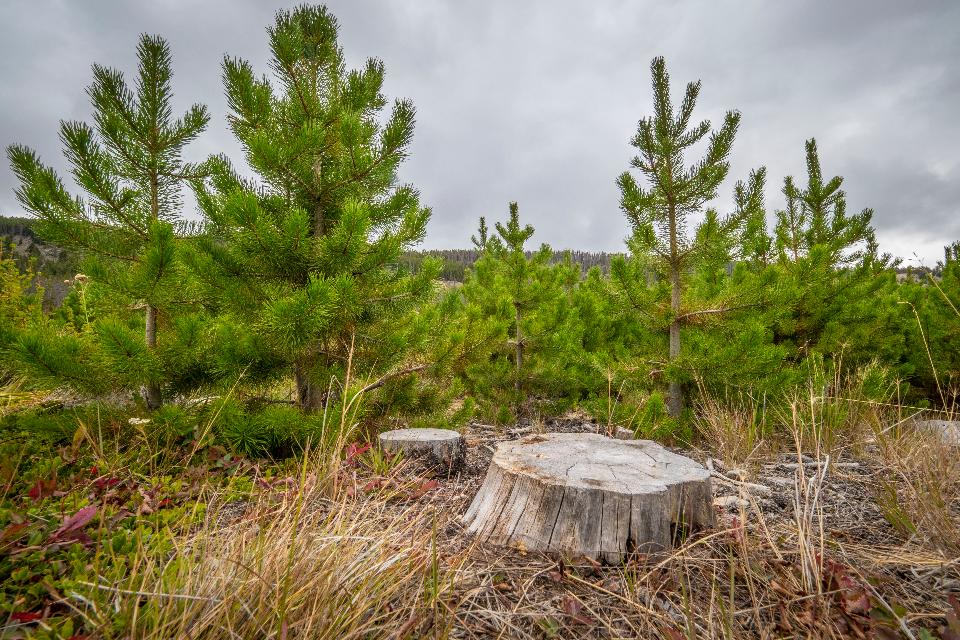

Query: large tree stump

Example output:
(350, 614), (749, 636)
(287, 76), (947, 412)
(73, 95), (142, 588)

(915, 419), (960, 446)
(463, 433), (712, 562)
(378, 428), (465, 472)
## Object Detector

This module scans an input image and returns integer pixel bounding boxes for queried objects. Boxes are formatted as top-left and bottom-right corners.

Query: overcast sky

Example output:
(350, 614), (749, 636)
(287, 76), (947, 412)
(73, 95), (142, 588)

(1, 1), (958, 265)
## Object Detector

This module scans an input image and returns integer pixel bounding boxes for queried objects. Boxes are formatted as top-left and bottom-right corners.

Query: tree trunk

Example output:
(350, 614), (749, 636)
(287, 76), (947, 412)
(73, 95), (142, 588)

(668, 273), (682, 417)
(144, 303), (162, 410)
(514, 303), (523, 393)
(464, 433), (713, 562)
(294, 357), (324, 412)
(667, 202), (683, 418)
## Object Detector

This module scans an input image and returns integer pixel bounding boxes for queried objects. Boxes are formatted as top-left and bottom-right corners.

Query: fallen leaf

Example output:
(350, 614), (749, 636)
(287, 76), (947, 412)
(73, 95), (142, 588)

(27, 477), (56, 501)
(657, 623), (685, 640)
(362, 478), (387, 492)
(560, 595), (594, 625)
(11, 611), (43, 623)
(49, 504), (97, 543)
(410, 479), (439, 499)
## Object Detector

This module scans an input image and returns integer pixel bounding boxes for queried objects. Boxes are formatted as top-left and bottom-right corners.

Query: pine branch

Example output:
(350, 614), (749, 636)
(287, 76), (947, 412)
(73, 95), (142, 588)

(357, 363), (430, 395)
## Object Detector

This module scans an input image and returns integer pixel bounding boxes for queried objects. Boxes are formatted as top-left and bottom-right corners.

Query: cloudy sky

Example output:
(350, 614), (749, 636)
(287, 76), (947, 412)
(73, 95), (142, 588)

(1, 1), (957, 265)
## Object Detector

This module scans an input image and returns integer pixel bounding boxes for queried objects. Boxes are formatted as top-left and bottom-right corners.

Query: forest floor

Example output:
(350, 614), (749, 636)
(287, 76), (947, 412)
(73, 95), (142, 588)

(2, 399), (959, 639)
(350, 416), (959, 639)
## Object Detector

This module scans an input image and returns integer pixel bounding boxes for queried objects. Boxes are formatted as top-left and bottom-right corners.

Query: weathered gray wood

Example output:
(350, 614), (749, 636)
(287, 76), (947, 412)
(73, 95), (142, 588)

(378, 428), (465, 472)
(915, 419), (960, 446)
(463, 433), (713, 562)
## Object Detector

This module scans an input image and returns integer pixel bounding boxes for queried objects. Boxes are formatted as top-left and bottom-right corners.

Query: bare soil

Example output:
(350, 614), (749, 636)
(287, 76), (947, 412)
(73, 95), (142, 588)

(363, 418), (960, 639)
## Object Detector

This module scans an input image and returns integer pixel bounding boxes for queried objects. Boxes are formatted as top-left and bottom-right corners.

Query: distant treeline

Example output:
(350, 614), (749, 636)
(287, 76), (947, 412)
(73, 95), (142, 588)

(398, 248), (621, 282)
(0, 214), (942, 293)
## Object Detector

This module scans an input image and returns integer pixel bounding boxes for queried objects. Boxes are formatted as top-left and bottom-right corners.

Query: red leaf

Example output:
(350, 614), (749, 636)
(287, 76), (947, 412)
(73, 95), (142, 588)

(410, 479), (439, 499)
(344, 442), (371, 465)
(823, 558), (871, 616)
(27, 477), (56, 501)
(560, 595), (594, 625)
(658, 623), (685, 640)
(49, 504), (97, 542)
(945, 594), (960, 639)
(362, 478), (387, 492)
(0, 522), (29, 545)
(11, 611), (43, 622)
(93, 476), (120, 491)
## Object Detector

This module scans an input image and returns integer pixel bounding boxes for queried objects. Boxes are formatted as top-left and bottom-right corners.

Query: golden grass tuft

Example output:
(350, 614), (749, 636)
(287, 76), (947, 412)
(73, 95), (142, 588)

(75, 458), (466, 639)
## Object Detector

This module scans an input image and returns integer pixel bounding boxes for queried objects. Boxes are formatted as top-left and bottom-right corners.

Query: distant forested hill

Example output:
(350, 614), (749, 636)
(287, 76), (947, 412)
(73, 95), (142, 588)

(398, 249), (620, 282)
(2, 215), (619, 292)
(4, 213), (936, 294)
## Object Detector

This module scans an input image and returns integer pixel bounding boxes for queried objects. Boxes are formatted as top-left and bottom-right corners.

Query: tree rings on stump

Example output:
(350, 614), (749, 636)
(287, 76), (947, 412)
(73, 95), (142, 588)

(463, 432), (712, 562)
(378, 428), (466, 473)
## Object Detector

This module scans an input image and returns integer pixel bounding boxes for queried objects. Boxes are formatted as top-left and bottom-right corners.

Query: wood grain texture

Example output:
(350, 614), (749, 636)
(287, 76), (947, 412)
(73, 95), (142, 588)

(378, 428), (466, 472)
(463, 432), (712, 562)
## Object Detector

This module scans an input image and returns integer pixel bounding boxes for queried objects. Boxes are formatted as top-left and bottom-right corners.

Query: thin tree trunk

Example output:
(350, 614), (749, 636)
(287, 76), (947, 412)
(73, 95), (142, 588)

(295, 166), (326, 413)
(294, 357), (324, 412)
(313, 161), (324, 237)
(514, 303), (523, 393)
(667, 201), (683, 418)
(668, 278), (682, 417)
(145, 172), (162, 410)
(145, 303), (162, 410)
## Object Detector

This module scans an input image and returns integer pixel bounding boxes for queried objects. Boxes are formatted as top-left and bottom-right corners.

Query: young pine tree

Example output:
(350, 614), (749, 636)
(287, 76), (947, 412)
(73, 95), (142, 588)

(0, 247), (44, 381)
(6, 35), (209, 408)
(773, 139), (904, 369)
(613, 56), (743, 416)
(458, 203), (584, 421)
(909, 242), (960, 405)
(190, 6), (439, 414)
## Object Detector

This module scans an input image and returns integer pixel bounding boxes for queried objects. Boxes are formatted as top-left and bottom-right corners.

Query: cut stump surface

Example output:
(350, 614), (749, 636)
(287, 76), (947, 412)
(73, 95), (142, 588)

(378, 428), (465, 472)
(463, 432), (712, 562)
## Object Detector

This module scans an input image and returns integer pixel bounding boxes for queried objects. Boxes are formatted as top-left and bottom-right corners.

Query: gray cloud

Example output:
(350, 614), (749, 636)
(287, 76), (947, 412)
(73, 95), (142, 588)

(1, 0), (957, 265)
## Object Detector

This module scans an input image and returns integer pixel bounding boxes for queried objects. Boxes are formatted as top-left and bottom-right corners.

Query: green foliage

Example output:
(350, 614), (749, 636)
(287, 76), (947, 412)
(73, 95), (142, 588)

(5, 34), (210, 408)
(0, 246), (43, 381)
(902, 241), (960, 405)
(188, 6), (447, 423)
(1, 3), (958, 451)
(772, 139), (906, 370)
(453, 204), (587, 422)
(614, 56), (746, 417)
(0, 402), (264, 634)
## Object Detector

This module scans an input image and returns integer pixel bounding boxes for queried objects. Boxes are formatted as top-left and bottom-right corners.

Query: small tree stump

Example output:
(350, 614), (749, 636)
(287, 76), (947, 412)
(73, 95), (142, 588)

(463, 433), (712, 562)
(378, 428), (465, 472)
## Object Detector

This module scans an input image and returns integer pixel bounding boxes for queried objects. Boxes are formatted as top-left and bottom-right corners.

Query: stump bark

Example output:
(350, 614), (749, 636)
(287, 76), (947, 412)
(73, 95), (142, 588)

(464, 432), (712, 562)
(378, 428), (465, 472)
(915, 419), (960, 446)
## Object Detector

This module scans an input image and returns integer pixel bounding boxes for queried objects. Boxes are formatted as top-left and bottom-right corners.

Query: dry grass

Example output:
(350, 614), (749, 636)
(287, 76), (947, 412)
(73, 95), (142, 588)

(10, 358), (958, 638)
(873, 421), (960, 555)
(72, 456), (467, 639)
(0, 377), (50, 418)
(694, 391), (769, 473)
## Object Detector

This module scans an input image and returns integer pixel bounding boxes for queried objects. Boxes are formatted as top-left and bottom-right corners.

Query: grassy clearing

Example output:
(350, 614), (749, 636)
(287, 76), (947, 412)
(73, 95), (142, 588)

(2, 373), (959, 639)
(79, 473), (465, 639)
